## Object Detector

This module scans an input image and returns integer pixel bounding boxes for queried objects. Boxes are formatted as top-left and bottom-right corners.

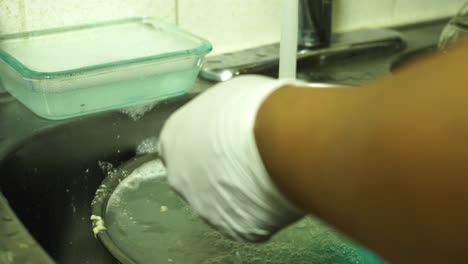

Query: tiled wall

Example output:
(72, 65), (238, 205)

(181, 0), (467, 54)
(0, 0), (176, 33)
(0, 0), (466, 55)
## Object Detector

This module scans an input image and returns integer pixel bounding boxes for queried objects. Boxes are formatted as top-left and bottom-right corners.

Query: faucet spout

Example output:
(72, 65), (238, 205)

(298, 0), (333, 49)
(200, 0), (405, 82)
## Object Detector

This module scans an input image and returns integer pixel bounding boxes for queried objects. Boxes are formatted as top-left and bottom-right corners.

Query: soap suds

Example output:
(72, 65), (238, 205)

(98, 161), (114, 174)
(91, 161), (119, 207)
(106, 159), (166, 212)
(119, 101), (159, 121)
(136, 137), (161, 155)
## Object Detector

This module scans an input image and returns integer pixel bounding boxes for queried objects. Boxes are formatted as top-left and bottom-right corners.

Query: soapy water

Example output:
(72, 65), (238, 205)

(119, 101), (159, 121)
(91, 161), (119, 207)
(92, 136), (161, 208)
(101, 158), (386, 264)
(0, 250), (14, 263)
(93, 135), (159, 203)
(92, 138), (385, 263)
(136, 137), (161, 155)
(1, 21), (196, 72)
(106, 159), (166, 212)
(98, 161), (115, 175)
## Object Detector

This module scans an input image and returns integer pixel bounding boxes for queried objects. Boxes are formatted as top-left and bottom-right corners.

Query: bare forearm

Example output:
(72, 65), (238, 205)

(255, 42), (468, 263)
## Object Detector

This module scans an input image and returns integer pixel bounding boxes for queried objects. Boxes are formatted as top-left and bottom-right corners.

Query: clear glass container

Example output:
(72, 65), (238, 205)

(0, 18), (212, 120)
(439, 2), (468, 49)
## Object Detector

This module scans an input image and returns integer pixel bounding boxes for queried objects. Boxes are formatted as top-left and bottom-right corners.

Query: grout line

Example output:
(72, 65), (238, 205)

(19, 0), (27, 32)
(175, 0), (180, 26)
(391, 0), (399, 25)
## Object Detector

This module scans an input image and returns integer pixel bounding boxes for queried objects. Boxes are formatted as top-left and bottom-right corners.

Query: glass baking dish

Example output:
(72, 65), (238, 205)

(0, 17), (212, 120)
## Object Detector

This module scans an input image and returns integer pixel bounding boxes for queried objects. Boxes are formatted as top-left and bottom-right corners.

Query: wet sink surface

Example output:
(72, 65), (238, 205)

(0, 19), (447, 263)
(0, 95), (194, 263)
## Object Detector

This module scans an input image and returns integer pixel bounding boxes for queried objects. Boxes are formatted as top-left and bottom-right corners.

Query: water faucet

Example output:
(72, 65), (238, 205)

(298, 0), (333, 49)
(200, 0), (404, 82)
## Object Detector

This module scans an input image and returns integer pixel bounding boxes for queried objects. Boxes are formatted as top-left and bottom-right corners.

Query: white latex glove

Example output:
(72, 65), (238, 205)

(160, 75), (305, 242)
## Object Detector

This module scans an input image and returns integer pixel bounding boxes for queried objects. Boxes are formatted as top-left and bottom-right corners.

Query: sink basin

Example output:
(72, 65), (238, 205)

(0, 92), (386, 264)
(0, 94), (194, 263)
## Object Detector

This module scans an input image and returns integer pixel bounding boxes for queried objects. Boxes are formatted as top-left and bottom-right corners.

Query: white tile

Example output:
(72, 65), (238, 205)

(333, 0), (395, 31)
(0, 1), (25, 34)
(333, 0), (466, 31)
(392, 0), (466, 25)
(0, 0), (176, 34)
(177, 0), (281, 55)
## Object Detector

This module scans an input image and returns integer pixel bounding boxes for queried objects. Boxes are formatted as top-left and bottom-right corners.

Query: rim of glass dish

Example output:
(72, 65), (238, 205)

(91, 153), (162, 264)
(0, 17), (213, 80)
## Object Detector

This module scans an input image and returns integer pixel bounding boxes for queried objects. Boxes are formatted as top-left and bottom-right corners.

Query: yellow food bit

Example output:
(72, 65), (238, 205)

(18, 243), (29, 249)
(160, 205), (169, 212)
(90, 215), (107, 237)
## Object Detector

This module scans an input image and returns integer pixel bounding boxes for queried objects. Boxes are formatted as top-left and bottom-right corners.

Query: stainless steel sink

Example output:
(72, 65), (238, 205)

(0, 19), (448, 264)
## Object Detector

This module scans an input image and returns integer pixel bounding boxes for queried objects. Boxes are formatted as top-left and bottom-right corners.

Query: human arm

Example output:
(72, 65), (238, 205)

(161, 41), (468, 263)
(255, 42), (468, 264)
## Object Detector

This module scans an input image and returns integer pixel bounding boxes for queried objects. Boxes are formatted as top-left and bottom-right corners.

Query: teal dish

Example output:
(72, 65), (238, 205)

(0, 17), (212, 120)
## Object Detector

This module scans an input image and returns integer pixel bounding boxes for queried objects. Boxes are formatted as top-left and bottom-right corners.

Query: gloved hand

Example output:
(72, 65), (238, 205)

(160, 75), (305, 242)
